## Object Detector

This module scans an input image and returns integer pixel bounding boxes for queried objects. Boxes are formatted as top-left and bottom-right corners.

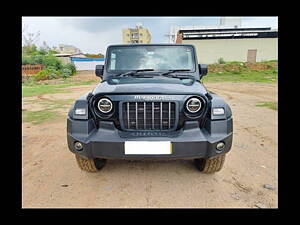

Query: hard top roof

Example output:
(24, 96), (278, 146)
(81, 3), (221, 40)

(107, 44), (195, 48)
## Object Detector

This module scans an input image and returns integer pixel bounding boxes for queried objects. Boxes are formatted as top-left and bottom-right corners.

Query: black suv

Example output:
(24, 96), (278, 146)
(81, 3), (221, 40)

(67, 44), (233, 173)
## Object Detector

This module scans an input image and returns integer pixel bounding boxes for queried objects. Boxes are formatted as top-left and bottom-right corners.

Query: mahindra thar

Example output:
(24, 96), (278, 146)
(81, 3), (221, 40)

(67, 44), (233, 173)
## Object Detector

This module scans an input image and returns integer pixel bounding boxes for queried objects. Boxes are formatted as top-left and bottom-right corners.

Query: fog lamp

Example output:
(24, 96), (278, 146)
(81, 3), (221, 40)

(74, 142), (83, 151)
(216, 142), (225, 151)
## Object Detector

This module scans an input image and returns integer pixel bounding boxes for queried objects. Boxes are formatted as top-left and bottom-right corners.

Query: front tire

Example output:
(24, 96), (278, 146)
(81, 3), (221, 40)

(194, 154), (226, 173)
(75, 154), (106, 172)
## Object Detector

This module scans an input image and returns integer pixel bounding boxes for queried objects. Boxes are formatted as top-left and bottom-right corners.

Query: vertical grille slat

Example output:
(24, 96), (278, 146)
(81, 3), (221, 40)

(152, 102), (154, 130)
(127, 102), (130, 129)
(135, 102), (138, 130)
(122, 101), (176, 131)
(160, 102), (163, 130)
(168, 102), (171, 129)
(144, 102), (146, 130)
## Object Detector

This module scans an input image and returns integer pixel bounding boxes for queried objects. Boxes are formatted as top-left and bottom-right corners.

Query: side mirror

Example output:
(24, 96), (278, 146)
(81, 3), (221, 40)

(95, 65), (104, 78)
(199, 64), (208, 76)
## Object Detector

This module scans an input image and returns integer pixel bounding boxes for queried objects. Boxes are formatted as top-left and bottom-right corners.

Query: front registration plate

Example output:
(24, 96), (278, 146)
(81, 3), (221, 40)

(125, 141), (172, 155)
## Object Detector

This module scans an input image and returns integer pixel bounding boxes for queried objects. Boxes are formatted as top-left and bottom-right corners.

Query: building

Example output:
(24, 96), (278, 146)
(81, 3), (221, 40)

(54, 53), (104, 70)
(54, 53), (86, 64)
(122, 23), (151, 44)
(169, 17), (278, 64)
(58, 44), (82, 54)
(71, 57), (105, 71)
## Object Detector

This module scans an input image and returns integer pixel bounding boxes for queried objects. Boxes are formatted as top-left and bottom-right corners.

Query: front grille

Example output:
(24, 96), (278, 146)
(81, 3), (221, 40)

(121, 102), (176, 131)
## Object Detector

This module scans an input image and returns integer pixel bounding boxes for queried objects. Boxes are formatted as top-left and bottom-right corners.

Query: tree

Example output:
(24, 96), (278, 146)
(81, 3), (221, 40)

(22, 24), (40, 54)
(37, 41), (51, 55)
(48, 49), (59, 54)
(22, 24), (28, 35)
(23, 31), (40, 47)
(22, 44), (38, 55)
(40, 41), (50, 51)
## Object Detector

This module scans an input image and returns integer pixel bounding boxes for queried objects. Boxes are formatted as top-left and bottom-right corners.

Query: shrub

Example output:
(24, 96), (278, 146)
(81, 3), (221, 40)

(22, 45), (38, 55)
(22, 53), (63, 69)
(60, 68), (72, 79)
(32, 67), (63, 81)
(32, 70), (51, 81)
(45, 67), (60, 79)
(31, 54), (44, 65)
(63, 63), (76, 75)
(42, 55), (63, 70)
(22, 55), (34, 65)
(22, 51), (76, 81)
(218, 58), (226, 64)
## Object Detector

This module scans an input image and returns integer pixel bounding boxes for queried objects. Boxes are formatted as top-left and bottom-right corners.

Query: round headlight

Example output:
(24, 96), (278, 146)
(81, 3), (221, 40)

(98, 98), (113, 113)
(186, 97), (202, 113)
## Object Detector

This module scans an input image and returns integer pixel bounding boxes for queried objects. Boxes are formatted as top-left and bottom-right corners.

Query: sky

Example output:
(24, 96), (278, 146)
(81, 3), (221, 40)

(22, 16), (278, 55)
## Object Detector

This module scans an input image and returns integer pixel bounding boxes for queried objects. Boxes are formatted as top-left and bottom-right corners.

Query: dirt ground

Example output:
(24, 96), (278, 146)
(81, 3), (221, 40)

(22, 73), (278, 208)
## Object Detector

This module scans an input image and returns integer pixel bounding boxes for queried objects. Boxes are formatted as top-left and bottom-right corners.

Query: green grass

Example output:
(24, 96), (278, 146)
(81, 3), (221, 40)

(22, 110), (61, 125)
(202, 70), (277, 83)
(40, 99), (75, 110)
(256, 101), (278, 110)
(22, 99), (74, 125)
(203, 60), (278, 83)
(22, 80), (96, 97)
(22, 78), (93, 124)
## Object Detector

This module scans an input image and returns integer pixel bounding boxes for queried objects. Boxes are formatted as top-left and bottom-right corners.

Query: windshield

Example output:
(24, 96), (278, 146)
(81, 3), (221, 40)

(106, 45), (196, 73)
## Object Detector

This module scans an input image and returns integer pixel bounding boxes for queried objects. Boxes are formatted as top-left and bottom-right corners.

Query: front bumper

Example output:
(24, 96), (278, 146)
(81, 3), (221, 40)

(67, 117), (233, 160)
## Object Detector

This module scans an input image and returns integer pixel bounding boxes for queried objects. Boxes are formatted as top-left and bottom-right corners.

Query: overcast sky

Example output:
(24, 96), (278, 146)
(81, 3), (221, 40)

(22, 16), (278, 55)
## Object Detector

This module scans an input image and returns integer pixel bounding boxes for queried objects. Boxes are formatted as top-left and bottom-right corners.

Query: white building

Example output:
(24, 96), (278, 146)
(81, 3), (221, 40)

(169, 17), (278, 64)
(58, 44), (82, 54)
(71, 57), (104, 71)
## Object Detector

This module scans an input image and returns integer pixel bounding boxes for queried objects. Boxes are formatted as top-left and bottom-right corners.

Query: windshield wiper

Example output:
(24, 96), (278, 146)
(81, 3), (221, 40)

(161, 69), (191, 76)
(111, 69), (194, 80)
(163, 74), (196, 80)
(160, 69), (194, 79)
(114, 69), (155, 77)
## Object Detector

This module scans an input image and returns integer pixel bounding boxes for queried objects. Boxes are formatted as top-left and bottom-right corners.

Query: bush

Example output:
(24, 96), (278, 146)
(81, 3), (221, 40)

(42, 55), (63, 70)
(22, 55), (34, 65)
(45, 67), (61, 79)
(61, 68), (72, 79)
(32, 67), (63, 81)
(218, 58), (226, 64)
(22, 53), (63, 69)
(32, 54), (45, 65)
(32, 70), (51, 81)
(22, 45), (38, 54)
(63, 63), (76, 75)
(22, 51), (76, 81)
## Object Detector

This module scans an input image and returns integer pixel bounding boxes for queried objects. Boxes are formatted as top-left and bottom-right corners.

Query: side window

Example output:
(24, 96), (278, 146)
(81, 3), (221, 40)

(187, 51), (193, 69)
(110, 53), (116, 70)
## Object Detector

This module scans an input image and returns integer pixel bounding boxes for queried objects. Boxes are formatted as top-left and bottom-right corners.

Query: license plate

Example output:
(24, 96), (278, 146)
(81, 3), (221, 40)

(125, 141), (172, 155)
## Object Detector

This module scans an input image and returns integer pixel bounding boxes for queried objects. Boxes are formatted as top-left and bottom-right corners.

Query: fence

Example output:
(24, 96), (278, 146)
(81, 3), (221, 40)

(22, 64), (44, 76)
